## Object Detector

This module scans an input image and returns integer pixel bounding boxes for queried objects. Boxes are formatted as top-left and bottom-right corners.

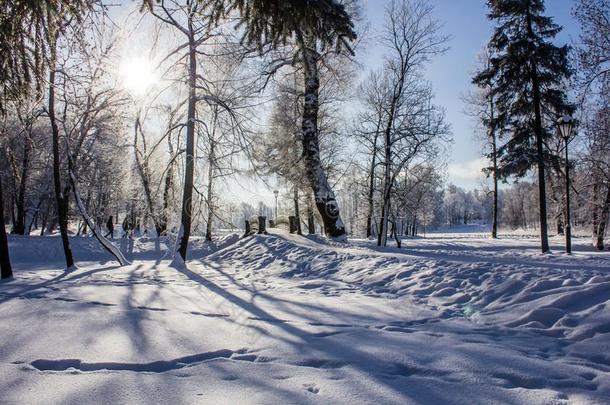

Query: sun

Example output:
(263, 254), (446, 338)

(119, 57), (158, 96)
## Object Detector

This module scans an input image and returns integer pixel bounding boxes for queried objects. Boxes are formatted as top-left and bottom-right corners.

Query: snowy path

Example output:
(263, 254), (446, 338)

(1, 232), (609, 404)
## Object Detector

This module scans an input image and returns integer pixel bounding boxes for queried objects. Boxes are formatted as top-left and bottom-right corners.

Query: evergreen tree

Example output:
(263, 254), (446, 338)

(474, 0), (572, 253)
(0, 0), (90, 112)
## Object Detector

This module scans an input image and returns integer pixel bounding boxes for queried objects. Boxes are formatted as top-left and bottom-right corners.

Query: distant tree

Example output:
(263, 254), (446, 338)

(468, 49), (500, 238)
(254, 77), (308, 233)
(353, 71), (385, 239)
(474, 0), (573, 253)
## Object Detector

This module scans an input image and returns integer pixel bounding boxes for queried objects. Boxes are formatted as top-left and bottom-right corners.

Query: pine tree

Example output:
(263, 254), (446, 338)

(474, 0), (572, 253)
(0, 0), (90, 113)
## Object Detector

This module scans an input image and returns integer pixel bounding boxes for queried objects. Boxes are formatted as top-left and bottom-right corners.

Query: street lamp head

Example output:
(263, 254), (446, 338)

(557, 115), (574, 141)
(273, 190), (278, 197)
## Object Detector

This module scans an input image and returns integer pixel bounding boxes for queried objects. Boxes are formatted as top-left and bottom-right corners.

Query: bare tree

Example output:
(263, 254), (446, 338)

(46, 12), (75, 269)
(465, 49), (500, 238)
(353, 71), (386, 239)
(360, 0), (450, 247)
(574, 0), (610, 249)
(148, 0), (239, 260)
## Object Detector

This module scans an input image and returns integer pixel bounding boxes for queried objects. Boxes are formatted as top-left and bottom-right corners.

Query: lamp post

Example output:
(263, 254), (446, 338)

(557, 115), (575, 254)
(273, 190), (279, 219)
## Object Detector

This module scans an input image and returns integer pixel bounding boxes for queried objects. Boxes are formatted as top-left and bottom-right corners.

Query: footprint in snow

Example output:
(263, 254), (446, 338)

(303, 383), (320, 394)
(136, 305), (168, 312)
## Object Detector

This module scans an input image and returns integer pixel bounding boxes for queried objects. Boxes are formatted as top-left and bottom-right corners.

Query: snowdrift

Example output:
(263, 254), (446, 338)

(212, 232), (610, 357)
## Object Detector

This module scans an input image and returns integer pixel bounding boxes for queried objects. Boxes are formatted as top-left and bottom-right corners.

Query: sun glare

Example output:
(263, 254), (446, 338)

(119, 57), (158, 96)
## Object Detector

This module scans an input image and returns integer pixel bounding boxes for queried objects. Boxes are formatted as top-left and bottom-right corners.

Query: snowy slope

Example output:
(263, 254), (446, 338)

(1, 231), (609, 404)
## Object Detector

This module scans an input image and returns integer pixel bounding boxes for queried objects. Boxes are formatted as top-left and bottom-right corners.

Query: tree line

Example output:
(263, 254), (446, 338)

(0, 0), (357, 279)
(2, 0), (610, 280)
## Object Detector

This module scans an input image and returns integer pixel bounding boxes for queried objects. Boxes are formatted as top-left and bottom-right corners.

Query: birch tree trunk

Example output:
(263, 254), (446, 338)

(0, 175), (13, 279)
(68, 167), (129, 266)
(298, 34), (345, 238)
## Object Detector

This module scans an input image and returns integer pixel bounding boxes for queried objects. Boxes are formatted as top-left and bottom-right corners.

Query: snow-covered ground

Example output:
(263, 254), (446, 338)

(1, 230), (609, 404)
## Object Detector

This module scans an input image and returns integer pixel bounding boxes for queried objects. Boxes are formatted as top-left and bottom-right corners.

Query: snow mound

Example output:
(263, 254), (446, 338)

(207, 231), (610, 346)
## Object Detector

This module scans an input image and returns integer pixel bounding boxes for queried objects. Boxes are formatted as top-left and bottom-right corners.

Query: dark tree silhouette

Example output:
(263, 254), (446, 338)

(474, 0), (573, 253)
(0, 174), (13, 279)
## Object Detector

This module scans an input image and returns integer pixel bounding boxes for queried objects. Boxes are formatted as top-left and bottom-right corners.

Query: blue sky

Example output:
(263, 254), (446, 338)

(358, 0), (579, 189)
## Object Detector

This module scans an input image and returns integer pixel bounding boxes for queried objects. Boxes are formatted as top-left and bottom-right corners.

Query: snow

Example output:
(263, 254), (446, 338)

(1, 230), (609, 404)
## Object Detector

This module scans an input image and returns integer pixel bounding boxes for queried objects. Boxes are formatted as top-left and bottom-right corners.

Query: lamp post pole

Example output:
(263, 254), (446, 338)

(564, 137), (571, 254)
(557, 115), (574, 254)
(273, 190), (279, 219)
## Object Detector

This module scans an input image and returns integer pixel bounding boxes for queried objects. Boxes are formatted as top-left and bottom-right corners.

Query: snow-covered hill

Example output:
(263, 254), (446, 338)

(1, 232), (609, 404)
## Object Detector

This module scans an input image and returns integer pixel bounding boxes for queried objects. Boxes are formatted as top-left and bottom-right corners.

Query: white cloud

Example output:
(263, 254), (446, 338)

(447, 157), (488, 188)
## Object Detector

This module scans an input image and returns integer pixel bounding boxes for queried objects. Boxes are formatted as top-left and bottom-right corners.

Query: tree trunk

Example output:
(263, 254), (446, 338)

(298, 34), (345, 238)
(366, 130), (380, 238)
(556, 215), (564, 235)
(159, 134), (174, 237)
(377, 126), (392, 247)
(27, 198), (43, 235)
(177, 26), (197, 260)
(293, 186), (302, 235)
(68, 167), (129, 266)
(490, 94), (498, 239)
(527, 7), (550, 253)
(378, 196), (390, 246)
(133, 116), (164, 237)
(595, 183), (610, 250)
(390, 217), (401, 248)
(12, 134), (31, 235)
(591, 180), (600, 246)
(205, 139), (215, 242)
(0, 175), (13, 279)
(49, 38), (75, 269)
(307, 198), (315, 235)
